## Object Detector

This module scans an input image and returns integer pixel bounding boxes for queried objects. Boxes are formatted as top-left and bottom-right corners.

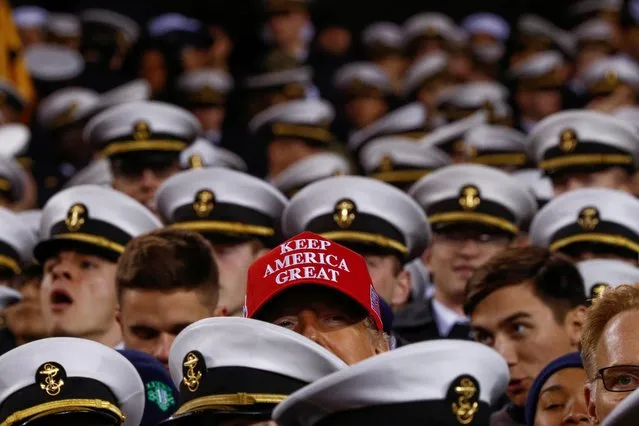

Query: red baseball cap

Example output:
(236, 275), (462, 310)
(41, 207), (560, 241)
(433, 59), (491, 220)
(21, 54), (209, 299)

(244, 231), (383, 330)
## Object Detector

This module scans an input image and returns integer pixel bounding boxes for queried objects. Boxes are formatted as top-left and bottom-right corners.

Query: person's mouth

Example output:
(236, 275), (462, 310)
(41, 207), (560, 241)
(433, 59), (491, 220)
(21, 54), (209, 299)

(453, 265), (475, 279)
(50, 289), (74, 313)
(508, 378), (527, 395)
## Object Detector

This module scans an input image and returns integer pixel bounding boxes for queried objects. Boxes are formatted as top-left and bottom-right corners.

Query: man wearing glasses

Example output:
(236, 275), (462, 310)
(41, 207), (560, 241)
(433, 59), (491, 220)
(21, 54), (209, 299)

(393, 164), (537, 342)
(582, 284), (639, 424)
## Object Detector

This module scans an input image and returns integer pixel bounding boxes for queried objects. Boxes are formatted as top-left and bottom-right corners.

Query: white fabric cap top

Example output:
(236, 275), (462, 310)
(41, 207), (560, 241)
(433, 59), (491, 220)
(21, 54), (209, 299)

(93, 79), (152, 114)
(516, 15), (577, 56)
(613, 106), (639, 129)
(362, 22), (404, 50)
(571, 0), (622, 16)
(273, 339), (509, 426)
(437, 81), (509, 109)
(169, 317), (346, 390)
(403, 13), (458, 45)
(529, 188), (639, 256)
(403, 53), (449, 97)
(63, 159), (113, 189)
(333, 62), (392, 94)
(24, 44), (84, 82)
(510, 50), (565, 80)
(249, 98), (335, 134)
(527, 109), (639, 172)
(244, 66), (313, 89)
(46, 13), (81, 37)
(0, 124), (30, 158)
(582, 56), (639, 94)
(574, 18), (615, 43)
(80, 9), (140, 43)
(420, 111), (486, 154)
(511, 169), (554, 203)
(0, 207), (37, 271)
(282, 175), (431, 261)
(180, 139), (248, 171)
(271, 152), (352, 197)
(16, 209), (42, 238)
(12, 6), (49, 29)
(461, 13), (511, 41)
(577, 259), (639, 301)
(37, 87), (99, 129)
(409, 164), (537, 235)
(177, 69), (234, 96)
(0, 337), (144, 426)
(0, 285), (22, 310)
(464, 125), (528, 167)
(348, 102), (427, 152)
(147, 13), (202, 37)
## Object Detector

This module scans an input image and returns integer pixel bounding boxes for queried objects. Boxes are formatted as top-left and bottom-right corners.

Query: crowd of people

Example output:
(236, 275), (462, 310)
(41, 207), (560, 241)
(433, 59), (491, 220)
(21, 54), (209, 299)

(3, 0), (639, 425)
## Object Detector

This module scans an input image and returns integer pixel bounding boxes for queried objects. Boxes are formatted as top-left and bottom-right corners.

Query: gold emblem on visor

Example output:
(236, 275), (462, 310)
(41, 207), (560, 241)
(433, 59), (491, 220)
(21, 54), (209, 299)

(193, 190), (215, 217)
(65, 204), (87, 232)
(591, 283), (609, 301)
(578, 207), (600, 231)
(188, 154), (204, 169)
(452, 377), (480, 424)
(380, 155), (393, 172)
(459, 185), (481, 211)
(333, 199), (357, 229)
(559, 128), (578, 153)
(38, 362), (65, 397)
(182, 352), (203, 393)
(133, 120), (151, 141)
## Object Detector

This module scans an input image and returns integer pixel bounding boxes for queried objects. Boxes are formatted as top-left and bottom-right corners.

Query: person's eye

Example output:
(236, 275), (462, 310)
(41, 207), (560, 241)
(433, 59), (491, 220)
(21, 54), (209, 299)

(321, 313), (348, 326)
(609, 373), (639, 391)
(542, 402), (565, 411)
(510, 323), (530, 338)
(80, 260), (96, 270)
(131, 327), (159, 340)
(470, 330), (494, 347)
(273, 318), (296, 330)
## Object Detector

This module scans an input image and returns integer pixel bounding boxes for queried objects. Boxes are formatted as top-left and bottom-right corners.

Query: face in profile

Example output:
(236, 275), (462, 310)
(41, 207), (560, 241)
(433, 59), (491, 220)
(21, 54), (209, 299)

(4, 273), (47, 344)
(256, 285), (389, 365)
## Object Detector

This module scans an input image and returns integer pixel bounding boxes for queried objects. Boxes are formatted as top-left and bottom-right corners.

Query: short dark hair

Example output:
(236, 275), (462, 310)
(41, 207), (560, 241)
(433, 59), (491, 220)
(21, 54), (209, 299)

(464, 246), (586, 321)
(116, 228), (219, 308)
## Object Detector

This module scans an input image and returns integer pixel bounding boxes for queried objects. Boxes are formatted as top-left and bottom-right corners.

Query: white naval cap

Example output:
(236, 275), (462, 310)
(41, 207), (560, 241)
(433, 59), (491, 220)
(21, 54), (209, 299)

(360, 136), (451, 189)
(602, 386), (639, 426)
(84, 100), (201, 158)
(333, 62), (393, 98)
(0, 155), (26, 204)
(530, 188), (639, 260)
(511, 169), (554, 206)
(461, 12), (510, 41)
(0, 79), (25, 113)
(12, 6), (48, 29)
(582, 56), (639, 96)
(361, 22), (404, 52)
(244, 66), (312, 91)
(404, 258), (432, 301)
(420, 110), (486, 157)
(46, 13), (81, 39)
(273, 339), (509, 426)
(16, 209), (42, 238)
(510, 50), (566, 90)
(176, 69), (234, 106)
(403, 53), (449, 98)
(24, 44), (84, 82)
(574, 18), (616, 45)
(409, 164), (537, 235)
(577, 259), (639, 301)
(147, 13), (202, 37)
(166, 317), (346, 422)
(155, 168), (287, 246)
(34, 185), (162, 263)
(516, 15), (576, 56)
(527, 110), (639, 175)
(437, 82), (511, 124)
(613, 106), (639, 129)
(571, 0), (622, 17)
(271, 152), (352, 198)
(63, 158), (113, 188)
(0, 124), (29, 158)
(180, 139), (248, 172)
(93, 79), (152, 114)
(37, 87), (99, 130)
(348, 102), (428, 152)
(0, 208), (37, 275)
(403, 13), (459, 47)
(80, 9), (140, 44)
(0, 286), (21, 310)
(249, 99), (335, 146)
(0, 337), (144, 426)
(282, 175), (430, 262)
(463, 124), (528, 168)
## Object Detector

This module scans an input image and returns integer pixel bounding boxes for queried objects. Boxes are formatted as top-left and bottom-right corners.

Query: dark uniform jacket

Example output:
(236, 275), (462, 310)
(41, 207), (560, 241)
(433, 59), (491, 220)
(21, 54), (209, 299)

(392, 298), (443, 343)
(0, 327), (16, 356)
(490, 403), (526, 426)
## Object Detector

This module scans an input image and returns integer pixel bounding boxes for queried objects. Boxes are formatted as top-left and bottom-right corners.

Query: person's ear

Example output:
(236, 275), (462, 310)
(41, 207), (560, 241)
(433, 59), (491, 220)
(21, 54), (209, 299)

(584, 382), (599, 425)
(564, 305), (587, 348)
(422, 248), (432, 269)
(115, 306), (122, 328)
(374, 332), (391, 355)
(391, 269), (411, 308)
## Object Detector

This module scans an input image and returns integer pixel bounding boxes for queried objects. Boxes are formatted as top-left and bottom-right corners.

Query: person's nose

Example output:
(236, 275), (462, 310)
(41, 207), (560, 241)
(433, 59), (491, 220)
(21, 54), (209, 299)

(152, 333), (172, 366)
(457, 239), (481, 257)
(562, 397), (590, 425)
(298, 311), (321, 344)
(139, 169), (160, 192)
(50, 258), (75, 282)
(494, 336), (518, 367)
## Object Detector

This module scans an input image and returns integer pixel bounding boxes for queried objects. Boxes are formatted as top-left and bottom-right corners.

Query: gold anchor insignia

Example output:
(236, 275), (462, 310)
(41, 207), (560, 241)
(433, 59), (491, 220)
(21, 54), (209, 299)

(559, 128), (578, 153)
(459, 185), (481, 211)
(133, 120), (151, 141)
(182, 352), (203, 393)
(54, 102), (79, 126)
(591, 283), (609, 301)
(188, 154), (204, 169)
(578, 207), (600, 231)
(452, 377), (480, 425)
(38, 363), (65, 396)
(379, 155), (393, 172)
(65, 204), (87, 232)
(193, 190), (215, 217)
(333, 199), (356, 229)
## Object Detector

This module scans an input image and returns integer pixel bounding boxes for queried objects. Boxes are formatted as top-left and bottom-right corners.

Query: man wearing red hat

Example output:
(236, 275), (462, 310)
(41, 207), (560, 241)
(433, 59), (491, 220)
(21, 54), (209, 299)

(244, 231), (390, 364)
